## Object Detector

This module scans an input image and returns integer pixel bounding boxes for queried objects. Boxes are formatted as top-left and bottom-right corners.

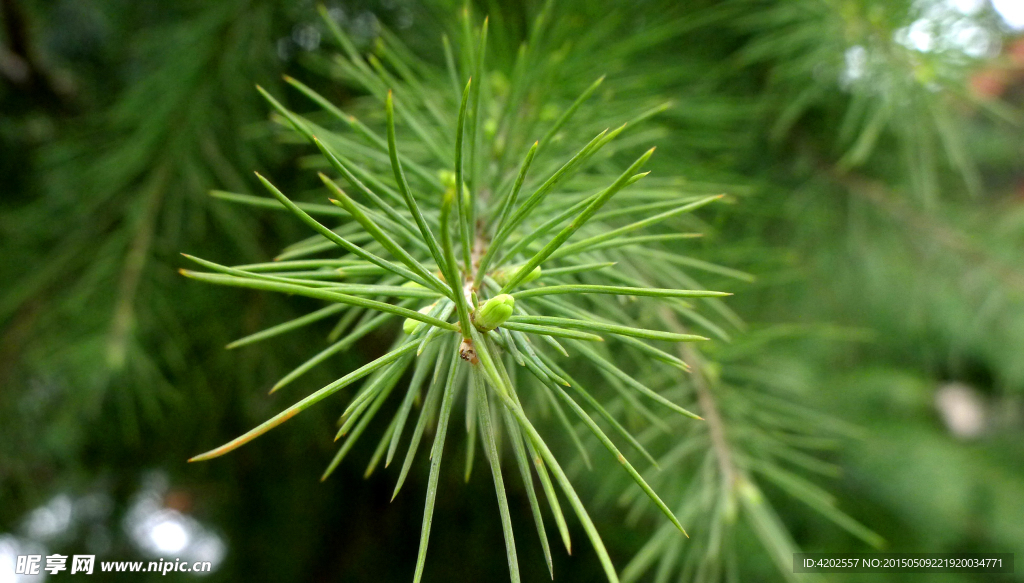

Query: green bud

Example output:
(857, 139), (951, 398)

(403, 303), (436, 335)
(473, 294), (515, 331)
(521, 265), (542, 284)
(403, 318), (421, 335)
(737, 478), (763, 505)
(438, 170), (457, 191)
(492, 264), (542, 287)
(438, 169), (470, 208)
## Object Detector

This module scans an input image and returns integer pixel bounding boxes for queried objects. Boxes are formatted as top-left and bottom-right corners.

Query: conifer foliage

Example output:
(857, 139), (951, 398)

(4, 0), (1021, 582)
(182, 6), (736, 581)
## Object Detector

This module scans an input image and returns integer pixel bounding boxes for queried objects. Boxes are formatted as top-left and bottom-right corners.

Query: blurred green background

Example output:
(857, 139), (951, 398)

(2, 0), (1022, 581)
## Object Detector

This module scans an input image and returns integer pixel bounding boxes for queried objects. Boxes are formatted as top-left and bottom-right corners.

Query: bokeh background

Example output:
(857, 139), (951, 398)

(2, 0), (1023, 581)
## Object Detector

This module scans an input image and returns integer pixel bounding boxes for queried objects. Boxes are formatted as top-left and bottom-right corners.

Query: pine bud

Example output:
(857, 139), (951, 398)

(438, 170), (470, 209)
(473, 294), (515, 331)
(403, 303), (436, 335)
(492, 264), (541, 287)
(737, 478), (763, 505)
(438, 169), (457, 190)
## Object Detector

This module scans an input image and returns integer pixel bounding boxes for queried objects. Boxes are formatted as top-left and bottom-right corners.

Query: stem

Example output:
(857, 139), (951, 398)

(661, 308), (736, 490)
(107, 165), (169, 370)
